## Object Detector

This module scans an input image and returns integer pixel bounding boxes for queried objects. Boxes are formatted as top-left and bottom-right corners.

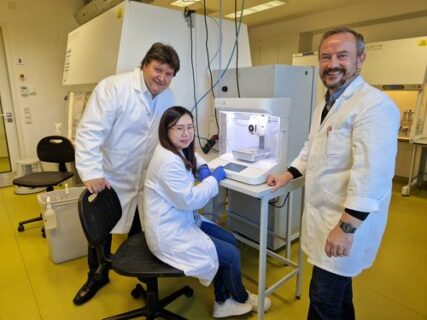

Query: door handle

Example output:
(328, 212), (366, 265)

(0, 112), (13, 122)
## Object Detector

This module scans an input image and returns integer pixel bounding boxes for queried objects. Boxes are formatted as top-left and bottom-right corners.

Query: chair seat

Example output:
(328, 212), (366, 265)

(13, 171), (74, 188)
(112, 233), (185, 278)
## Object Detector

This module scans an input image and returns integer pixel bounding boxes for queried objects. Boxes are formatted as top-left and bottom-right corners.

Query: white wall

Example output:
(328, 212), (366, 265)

(249, 0), (427, 65)
(311, 16), (427, 50)
(2, 0), (427, 160)
(0, 0), (82, 159)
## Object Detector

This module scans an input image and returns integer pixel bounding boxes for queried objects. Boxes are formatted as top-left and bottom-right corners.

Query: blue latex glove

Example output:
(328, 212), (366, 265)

(211, 166), (226, 182)
(197, 164), (211, 181)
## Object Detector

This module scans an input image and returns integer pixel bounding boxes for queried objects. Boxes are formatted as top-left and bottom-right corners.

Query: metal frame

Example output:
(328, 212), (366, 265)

(401, 139), (427, 196)
(217, 177), (305, 319)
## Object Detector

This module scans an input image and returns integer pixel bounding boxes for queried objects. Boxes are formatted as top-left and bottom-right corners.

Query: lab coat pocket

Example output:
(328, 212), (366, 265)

(326, 129), (351, 168)
(102, 148), (129, 176)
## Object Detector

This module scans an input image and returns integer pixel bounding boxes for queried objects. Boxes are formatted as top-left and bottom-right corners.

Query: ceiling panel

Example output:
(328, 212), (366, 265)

(150, 0), (374, 27)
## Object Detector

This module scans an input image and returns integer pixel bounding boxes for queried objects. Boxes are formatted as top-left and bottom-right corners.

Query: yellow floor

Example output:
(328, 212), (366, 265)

(0, 156), (11, 172)
(0, 180), (426, 320)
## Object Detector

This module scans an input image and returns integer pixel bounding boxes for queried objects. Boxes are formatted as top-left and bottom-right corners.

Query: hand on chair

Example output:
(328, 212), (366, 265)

(84, 178), (110, 194)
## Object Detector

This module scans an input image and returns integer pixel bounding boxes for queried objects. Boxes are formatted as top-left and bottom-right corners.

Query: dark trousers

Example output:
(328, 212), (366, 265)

(200, 221), (249, 304)
(308, 266), (355, 320)
(87, 208), (142, 279)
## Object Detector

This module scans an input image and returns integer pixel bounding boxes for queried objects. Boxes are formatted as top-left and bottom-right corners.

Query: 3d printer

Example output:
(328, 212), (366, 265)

(208, 98), (291, 185)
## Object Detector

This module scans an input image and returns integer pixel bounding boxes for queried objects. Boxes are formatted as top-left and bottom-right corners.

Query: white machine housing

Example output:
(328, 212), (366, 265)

(208, 65), (315, 250)
(208, 98), (291, 185)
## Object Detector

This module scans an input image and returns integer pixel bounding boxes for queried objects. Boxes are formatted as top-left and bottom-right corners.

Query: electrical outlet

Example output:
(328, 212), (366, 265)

(20, 85), (29, 96)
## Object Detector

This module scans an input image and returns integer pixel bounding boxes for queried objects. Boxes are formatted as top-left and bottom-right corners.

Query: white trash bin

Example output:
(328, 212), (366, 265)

(38, 186), (87, 264)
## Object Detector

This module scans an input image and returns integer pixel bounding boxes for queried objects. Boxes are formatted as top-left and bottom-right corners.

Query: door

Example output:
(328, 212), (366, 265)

(0, 26), (20, 187)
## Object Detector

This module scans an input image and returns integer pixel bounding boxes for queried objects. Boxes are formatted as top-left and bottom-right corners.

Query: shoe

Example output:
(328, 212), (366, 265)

(245, 291), (272, 312)
(212, 297), (252, 318)
(73, 277), (109, 305)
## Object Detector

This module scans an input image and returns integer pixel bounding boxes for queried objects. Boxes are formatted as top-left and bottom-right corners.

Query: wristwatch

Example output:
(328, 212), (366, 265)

(338, 220), (357, 234)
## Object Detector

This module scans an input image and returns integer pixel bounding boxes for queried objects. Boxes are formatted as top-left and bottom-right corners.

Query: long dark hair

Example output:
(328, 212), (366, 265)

(159, 106), (197, 176)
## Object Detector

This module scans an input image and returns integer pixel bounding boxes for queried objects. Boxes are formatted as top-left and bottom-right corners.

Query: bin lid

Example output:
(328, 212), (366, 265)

(37, 187), (86, 205)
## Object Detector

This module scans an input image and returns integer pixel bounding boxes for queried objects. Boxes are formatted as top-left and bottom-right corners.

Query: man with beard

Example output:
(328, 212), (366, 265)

(267, 27), (399, 319)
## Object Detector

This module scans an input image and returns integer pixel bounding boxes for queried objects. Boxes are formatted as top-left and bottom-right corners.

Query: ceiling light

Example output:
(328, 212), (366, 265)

(225, 0), (286, 18)
(171, 0), (198, 8)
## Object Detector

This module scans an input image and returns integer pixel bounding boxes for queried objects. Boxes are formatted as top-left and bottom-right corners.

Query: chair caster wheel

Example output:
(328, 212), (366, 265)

(184, 286), (194, 297)
(18, 225), (24, 232)
(131, 288), (140, 299)
(131, 284), (146, 300)
(296, 295), (301, 300)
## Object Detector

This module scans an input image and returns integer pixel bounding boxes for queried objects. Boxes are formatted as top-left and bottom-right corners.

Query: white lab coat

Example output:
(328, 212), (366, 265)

(143, 145), (220, 286)
(75, 68), (175, 234)
(291, 76), (400, 277)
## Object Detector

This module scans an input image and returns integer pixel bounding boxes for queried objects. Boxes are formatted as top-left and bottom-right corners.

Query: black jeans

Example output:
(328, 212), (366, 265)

(307, 266), (355, 320)
(87, 208), (142, 280)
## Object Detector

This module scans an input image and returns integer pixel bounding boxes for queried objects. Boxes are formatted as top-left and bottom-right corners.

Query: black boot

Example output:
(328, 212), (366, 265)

(73, 277), (109, 305)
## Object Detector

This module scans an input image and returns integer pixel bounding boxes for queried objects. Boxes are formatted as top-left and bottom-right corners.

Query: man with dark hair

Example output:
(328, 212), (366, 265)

(73, 42), (180, 305)
(141, 42), (180, 75)
(268, 27), (399, 319)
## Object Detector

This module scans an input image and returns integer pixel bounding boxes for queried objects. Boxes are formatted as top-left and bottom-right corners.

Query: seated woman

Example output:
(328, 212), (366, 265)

(143, 106), (271, 318)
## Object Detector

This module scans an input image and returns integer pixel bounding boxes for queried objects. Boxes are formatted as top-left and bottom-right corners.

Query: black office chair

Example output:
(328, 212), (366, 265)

(78, 188), (193, 320)
(13, 135), (75, 234)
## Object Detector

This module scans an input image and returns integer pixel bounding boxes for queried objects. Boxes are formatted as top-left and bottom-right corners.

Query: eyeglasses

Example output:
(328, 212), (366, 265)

(169, 125), (196, 135)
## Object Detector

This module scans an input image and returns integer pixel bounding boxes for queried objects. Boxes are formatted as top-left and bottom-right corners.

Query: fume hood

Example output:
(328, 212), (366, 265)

(63, 0), (252, 142)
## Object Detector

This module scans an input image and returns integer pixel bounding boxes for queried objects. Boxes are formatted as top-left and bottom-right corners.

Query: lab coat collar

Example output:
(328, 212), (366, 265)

(133, 68), (153, 98)
(324, 75), (364, 104)
(340, 75), (364, 99)
(316, 75), (365, 132)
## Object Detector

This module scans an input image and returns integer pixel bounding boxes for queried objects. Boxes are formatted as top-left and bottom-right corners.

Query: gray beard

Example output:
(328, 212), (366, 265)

(322, 71), (358, 91)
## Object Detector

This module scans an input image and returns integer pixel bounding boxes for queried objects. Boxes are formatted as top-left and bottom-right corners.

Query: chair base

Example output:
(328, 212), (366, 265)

(103, 278), (193, 320)
(18, 214), (45, 237)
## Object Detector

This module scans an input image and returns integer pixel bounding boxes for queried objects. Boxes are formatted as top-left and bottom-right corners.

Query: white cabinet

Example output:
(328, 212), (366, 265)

(395, 140), (413, 178)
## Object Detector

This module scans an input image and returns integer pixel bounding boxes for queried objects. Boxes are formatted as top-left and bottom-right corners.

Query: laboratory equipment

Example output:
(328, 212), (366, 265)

(63, 0), (251, 143)
(402, 66), (427, 195)
(410, 67), (427, 143)
(209, 65), (316, 250)
(208, 98), (290, 185)
(66, 91), (92, 143)
(399, 109), (414, 138)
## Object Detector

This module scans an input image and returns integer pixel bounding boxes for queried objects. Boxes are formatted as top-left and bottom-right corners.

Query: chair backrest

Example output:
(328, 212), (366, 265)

(78, 188), (122, 247)
(37, 136), (75, 172)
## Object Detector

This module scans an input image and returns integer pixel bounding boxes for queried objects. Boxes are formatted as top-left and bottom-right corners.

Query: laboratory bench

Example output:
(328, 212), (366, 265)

(401, 137), (427, 196)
